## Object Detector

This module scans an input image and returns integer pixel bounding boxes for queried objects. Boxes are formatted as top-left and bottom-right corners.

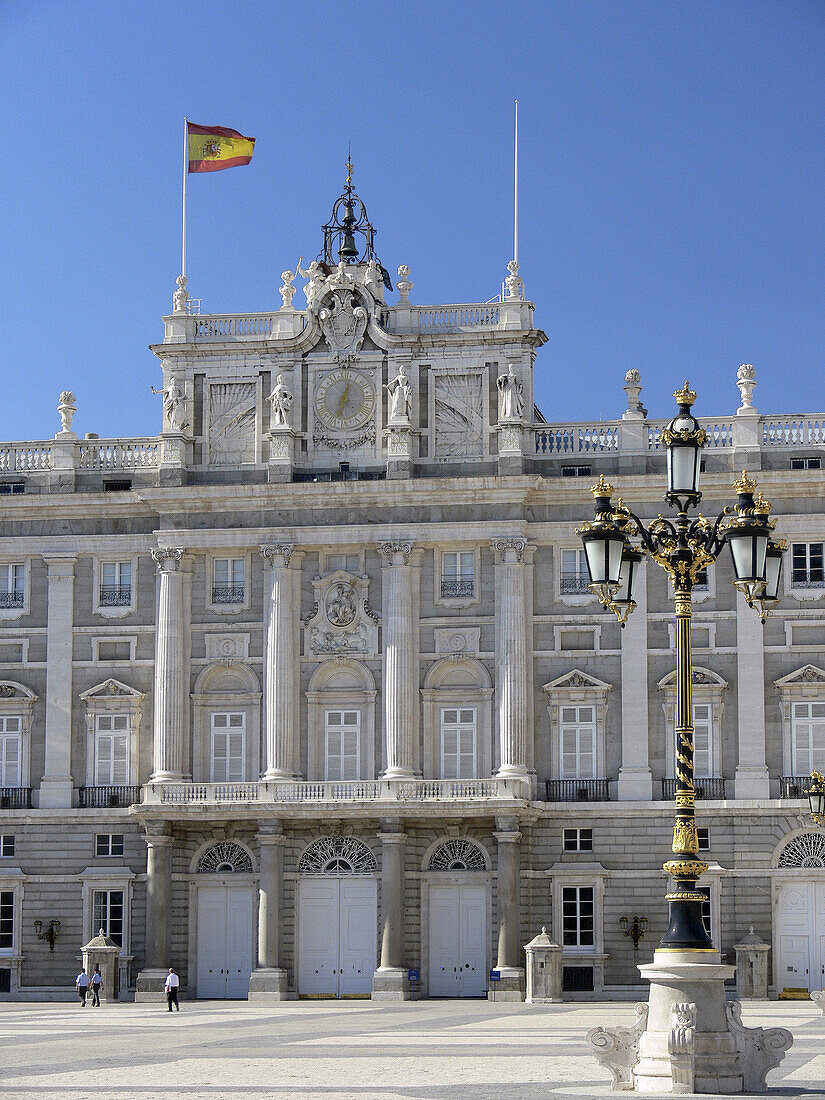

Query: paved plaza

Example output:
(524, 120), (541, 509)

(0, 1000), (822, 1100)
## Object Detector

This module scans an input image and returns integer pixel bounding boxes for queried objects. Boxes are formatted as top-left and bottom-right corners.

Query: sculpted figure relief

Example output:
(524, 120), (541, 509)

(497, 364), (524, 422)
(267, 374), (293, 427)
(151, 377), (189, 432)
(325, 582), (357, 628)
(386, 364), (412, 423)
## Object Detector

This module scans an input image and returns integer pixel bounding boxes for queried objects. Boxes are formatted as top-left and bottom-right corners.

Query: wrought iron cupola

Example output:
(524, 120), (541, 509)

(321, 156), (392, 288)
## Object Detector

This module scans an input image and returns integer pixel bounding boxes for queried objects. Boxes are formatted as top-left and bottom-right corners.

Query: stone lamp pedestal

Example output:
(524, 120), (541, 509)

(81, 929), (121, 1003)
(588, 949), (793, 1093)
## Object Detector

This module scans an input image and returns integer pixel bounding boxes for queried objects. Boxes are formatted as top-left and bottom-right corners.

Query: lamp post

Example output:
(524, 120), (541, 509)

(580, 383), (790, 1091)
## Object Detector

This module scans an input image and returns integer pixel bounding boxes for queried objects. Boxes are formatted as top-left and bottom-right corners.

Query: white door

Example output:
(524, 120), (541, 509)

(196, 884), (255, 999)
(297, 878), (377, 997)
(776, 881), (825, 992)
(428, 884), (487, 997)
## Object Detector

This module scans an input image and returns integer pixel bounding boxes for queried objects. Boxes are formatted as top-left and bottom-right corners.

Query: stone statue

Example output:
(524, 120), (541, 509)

(497, 364), (524, 421)
(386, 364), (412, 423)
(296, 257), (326, 309)
(364, 258), (381, 293)
(57, 391), (77, 435)
(279, 270), (296, 310)
(267, 374), (293, 428)
(151, 378), (188, 432)
(505, 259), (524, 300)
(396, 264), (413, 303)
(173, 274), (189, 313)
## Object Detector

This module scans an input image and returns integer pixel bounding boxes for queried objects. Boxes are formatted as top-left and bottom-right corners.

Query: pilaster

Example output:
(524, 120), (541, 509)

(491, 815), (525, 1001)
(617, 564), (653, 800)
(135, 823), (174, 1001)
(734, 589), (770, 798)
(39, 554), (77, 808)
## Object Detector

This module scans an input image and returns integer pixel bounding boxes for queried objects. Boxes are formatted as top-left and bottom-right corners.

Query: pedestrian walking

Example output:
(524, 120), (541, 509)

(75, 968), (90, 1006)
(165, 967), (180, 1012)
(89, 964), (102, 1007)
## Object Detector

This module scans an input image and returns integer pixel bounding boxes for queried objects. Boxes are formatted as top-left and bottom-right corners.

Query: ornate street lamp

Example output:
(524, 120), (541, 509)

(807, 771), (825, 827)
(578, 382), (783, 952)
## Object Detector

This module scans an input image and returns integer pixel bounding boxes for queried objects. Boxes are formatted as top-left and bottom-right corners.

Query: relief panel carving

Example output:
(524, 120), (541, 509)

(433, 372), (484, 458)
(208, 382), (257, 465)
(303, 570), (379, 658)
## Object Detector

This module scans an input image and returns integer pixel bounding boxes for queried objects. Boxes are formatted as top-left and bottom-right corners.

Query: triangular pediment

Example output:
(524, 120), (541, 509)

(774, 664), (825, 689)
(542, 669), (612, 693)
(79, 678), (144, 700)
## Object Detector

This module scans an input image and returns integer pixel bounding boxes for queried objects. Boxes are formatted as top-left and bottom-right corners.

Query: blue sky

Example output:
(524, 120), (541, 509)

(1, 1), (823, 439)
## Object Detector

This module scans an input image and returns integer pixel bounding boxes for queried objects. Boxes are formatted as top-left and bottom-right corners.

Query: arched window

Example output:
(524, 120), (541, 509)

(298, 836), (377, 875)
(427, 838), (487, 872)
(197, 841), (253, 874)
(777, 832), (825, 869)
(306, 661), (377, 782)
(422, 657), (493, 779)
(191, 663), (261, 783)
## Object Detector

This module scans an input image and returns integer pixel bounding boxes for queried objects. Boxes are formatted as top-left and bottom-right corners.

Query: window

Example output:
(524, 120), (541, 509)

(95, 640), (132, 662)
(96, 834), (124, 858)
(103, 480), (131, 492)
(693, 703), (713, 779)
(693, 567), (709, 592)
(210, 712), (246, 782)
(324, 710), (360, 781)
(791, 542), (824, 588)
(791, 701), (825, 775)
(212, 558), (245, 604)
(562, 886), (594, 947)
(697, 827), (710, 852)
(324, 553), (360, 574)
(0, 565), (24, 610)
(560, 549), (590, 595)
(94, 714), (130, 785)
(561, 465), (592, 478)
(0, 891), (13, 950)
(0, 483), (24, 495)
(441, 552), (474, 599)
(560, 706), (596, 779)
(791, 457), (821, 471)
(92, 889), (123, 946)
(440, 708), (477, 779)
(0, 718), (22, 787)
(99, 562), (131, 607)
(697, 886), (712, 939)
(563, 828), (593, 852)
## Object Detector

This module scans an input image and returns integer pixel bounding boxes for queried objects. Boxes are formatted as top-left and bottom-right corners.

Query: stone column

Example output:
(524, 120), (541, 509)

(135, 824), (174, 1000)
(39, 555), (77, 808)
(617, 564), (653, 800)
(372, 821), (410, 999)
(150, 549), (187, 782)
(492, 539), (530, 784)
(249, 822), (290, 999)
(734, 589), (770, 799)
(260, 545), (299, 779)
(492, 815), (525, 1000)
(379, 542), (417, 779)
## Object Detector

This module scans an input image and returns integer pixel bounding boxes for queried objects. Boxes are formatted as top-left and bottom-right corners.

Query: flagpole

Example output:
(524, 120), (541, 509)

(513, 99), (519, 265)
(182, 116), (188, 281)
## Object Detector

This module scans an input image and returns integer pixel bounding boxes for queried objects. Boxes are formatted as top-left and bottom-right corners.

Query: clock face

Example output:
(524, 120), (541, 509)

(315, 368), (376, 431)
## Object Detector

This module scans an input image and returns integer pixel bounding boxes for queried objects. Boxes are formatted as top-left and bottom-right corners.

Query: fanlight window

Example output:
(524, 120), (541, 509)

(298, 836), (377, 876)
(197, 841), (253, 874)
(428, 838), (486, 872)
(777, 832), (825, 869)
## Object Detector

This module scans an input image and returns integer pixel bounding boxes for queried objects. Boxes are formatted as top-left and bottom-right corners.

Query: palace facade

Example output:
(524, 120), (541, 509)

(0, 175), (823, 1002)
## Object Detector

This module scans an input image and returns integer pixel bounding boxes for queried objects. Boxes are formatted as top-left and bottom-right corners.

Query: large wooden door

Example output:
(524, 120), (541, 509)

(196, 884), (254, 999)
(428, 884), (487, 997)
(777, 881), (825, 992)
(297, 878), (377, 997)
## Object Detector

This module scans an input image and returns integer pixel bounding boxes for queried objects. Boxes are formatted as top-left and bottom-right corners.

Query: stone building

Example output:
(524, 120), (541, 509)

(0, 173), (823, 1002)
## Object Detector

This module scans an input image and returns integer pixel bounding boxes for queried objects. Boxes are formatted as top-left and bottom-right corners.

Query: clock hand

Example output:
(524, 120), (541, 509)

(336, 384), (351, 416)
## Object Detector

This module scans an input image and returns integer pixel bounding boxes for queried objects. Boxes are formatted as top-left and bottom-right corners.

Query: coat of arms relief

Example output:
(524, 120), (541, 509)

(303, 570), (379, 658)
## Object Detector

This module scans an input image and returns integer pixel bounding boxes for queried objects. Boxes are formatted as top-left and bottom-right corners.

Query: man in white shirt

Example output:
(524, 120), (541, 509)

(164, 967), (180, 1012)
(75, 968), (90, 1006)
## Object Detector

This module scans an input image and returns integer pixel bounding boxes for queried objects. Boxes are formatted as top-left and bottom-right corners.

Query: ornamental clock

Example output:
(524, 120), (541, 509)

(314, 368), (376, 432)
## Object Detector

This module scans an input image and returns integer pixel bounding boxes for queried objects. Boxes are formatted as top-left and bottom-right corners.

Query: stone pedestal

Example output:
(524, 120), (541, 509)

(372, 825), (411, 1000)
(267, 426), (298, 483)
(496, 422), (525, 476)
(81, 929), (121, 1003)
(385, 424), (415, 479)
(158, 432), (191, 487)
(524, 926), (562, 1003)
(734, 928), (771, 999)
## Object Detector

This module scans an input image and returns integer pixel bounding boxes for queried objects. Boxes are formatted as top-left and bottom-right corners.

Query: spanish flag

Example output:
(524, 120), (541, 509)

(187, 123), (255, 173)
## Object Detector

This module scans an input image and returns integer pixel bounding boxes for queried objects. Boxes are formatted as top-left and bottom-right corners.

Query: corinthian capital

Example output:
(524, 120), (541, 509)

(378, 540), (413, 565)
(491, 537), (527, 563)
(150, 547), (184, 572)
(260, 544), (294, 568)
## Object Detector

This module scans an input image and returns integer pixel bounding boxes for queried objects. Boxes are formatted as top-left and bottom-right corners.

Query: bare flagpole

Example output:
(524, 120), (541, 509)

(513, 98), (519, 265)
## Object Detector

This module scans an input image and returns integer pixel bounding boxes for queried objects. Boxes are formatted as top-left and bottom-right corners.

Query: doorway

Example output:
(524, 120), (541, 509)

(297, 877), (377, 997)
(776, 880), (825, 993)
(196, 884), (255, 998)
(428, 883), (487, 997)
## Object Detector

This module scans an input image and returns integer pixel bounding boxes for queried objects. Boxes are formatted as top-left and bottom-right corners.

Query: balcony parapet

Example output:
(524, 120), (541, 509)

(141, 777), (527, 806)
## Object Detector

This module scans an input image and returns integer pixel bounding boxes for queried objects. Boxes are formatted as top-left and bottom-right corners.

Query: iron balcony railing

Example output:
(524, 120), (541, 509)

(0, 592), (24, 609)
(0, 787), (32, 809)
(661, 778), (726, 800)
(99, 585), (131, 606)
(441, 579), (474, 598)
(545, 778), (610, 802)
(560, 573), (591, 595)
(78, 785), (140, 808)
(211, 585), (245, 604)
(780, 776), (814, 799)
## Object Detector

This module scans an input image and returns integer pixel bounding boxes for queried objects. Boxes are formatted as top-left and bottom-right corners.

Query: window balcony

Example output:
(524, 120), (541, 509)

(99, 585), (131, 607)
(211, 585), (245, 604)
(0, 787), (31, 809)
(660, 778), (726, 800)
(0, 592), (24, 609)
(441, 579), (474, 598)
(560, 573), (591, 595)
(780, 775), (814, 799)
(790, 577), (825, 589)
(78, 785), (140, 808)
(545, 779), (610, 802)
